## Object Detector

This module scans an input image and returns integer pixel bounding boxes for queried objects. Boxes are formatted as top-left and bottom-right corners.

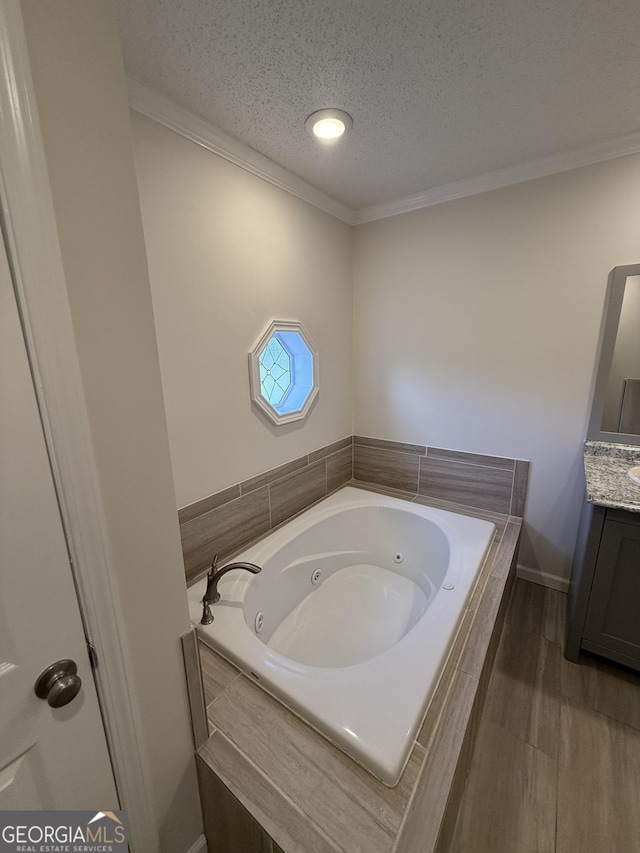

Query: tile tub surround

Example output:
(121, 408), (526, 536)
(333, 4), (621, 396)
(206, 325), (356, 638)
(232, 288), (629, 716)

(179, 434), (528, 584)
(180, 628), (209, 750)
(195, 489), (522, 853)
(180, 437), (353, 583)
(353, 436), (529, 517)
(584, 440), (640, 513)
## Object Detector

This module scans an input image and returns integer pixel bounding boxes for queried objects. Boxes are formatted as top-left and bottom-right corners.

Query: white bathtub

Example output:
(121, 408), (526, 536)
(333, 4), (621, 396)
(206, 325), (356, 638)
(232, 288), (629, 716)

(188, 486), (495, 785)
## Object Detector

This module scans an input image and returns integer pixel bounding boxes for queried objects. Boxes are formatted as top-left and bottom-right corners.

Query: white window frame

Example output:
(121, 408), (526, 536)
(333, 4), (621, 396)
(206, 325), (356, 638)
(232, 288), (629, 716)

(249, 320), (319, 425)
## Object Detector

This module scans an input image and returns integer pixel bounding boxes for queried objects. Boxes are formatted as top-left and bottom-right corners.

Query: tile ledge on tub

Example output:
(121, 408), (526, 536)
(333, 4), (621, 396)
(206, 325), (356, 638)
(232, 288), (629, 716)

(198, 731), (344, 853)
(425, 446), (517, 472)
(354, 435), (427, 456)
(393, 670), (481, 853)
(412, 492), (511, 527)
(178, 483), (241, 525)
(240, 454), (310, 495)
(308, 436), (354, 464)
(349, 479), (512, 534)
(348, 478), (418, 501)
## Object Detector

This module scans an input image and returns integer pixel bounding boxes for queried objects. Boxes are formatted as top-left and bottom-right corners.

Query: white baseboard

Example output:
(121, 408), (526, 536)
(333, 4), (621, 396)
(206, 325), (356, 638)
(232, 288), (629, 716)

(184, 834), (207, 853)
(516, 564), (570, 593)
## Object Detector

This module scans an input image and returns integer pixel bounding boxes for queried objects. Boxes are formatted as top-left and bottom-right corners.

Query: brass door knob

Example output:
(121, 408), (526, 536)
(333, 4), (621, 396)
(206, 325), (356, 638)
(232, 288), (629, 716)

(34, 659), (82, 708)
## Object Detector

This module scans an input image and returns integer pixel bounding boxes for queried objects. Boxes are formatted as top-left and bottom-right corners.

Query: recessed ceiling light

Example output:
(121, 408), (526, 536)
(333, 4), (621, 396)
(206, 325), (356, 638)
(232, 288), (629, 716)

(306, 109), (353, 142)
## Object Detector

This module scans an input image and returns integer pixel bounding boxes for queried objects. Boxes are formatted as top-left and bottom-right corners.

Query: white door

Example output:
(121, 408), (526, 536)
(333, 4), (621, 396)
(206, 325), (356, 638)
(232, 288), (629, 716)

(0, 232), (119, 809)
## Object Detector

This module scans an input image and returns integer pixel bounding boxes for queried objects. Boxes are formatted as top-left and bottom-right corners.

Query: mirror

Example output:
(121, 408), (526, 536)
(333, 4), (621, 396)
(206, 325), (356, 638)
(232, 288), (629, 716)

(588, 264), (640, 445)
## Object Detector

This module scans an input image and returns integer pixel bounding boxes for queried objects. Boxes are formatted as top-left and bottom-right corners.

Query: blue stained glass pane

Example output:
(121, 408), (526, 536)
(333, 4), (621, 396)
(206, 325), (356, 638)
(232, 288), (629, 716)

(275, 350), (289, 369)
(261, 374), (276, 400)
(259, 334), (291, 405)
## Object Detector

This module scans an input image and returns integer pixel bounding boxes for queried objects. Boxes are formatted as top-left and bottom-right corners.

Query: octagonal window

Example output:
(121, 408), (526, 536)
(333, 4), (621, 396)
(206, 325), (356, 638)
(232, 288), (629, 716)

(249, 321), (318, 424)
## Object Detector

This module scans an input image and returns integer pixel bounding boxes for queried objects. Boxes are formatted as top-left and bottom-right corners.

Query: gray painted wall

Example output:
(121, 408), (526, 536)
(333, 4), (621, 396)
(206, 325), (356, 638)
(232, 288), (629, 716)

(353, 156), (640, 584)
(21, 3), (202, 849)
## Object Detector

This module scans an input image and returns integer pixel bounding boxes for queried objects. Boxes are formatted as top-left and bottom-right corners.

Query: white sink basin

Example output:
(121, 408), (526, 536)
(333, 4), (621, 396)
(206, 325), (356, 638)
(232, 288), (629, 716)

(628, 466), (640, 486)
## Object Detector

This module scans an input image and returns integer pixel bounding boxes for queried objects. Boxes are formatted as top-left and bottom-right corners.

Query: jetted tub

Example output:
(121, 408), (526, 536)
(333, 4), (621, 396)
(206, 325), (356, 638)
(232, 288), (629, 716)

(188, 486), (495, 785)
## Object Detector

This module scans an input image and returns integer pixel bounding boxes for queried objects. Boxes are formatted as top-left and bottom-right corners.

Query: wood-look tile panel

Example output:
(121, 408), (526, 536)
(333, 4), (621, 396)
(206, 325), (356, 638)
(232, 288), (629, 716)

(181, 487), (271, 582)
(349, 480), (417, 501)
(199, 641), (241, 707)
(326, 446), (353, 493)
(308, 436), (353, 463)
(468, 542), (499, 611)
(393, 742), (426, 812)
(412, 494), (508, 539)
(510, 459), (530, 516)
(506, 576), (566, 645)
(419, 456), (513, 514)
(353, 445), (419, 494)
(200, 734), (341, 853)
(416, 608), (475, 750)
(472, 567), (515, 733)
(560, 652), (640, 732)
(426, 447), (515, 472)
(395, 670), (479, 853)
(354, 435), (427, 455)
(458, 574), (506, 682)
(197, 755), (279, 853)
(181, 629), (209, 748)
(178, 483), (241, 525)
(435, 666), (493, 853)
(433, 719), (476, 853)
(208, 675), (403, 850)
(269, 461), (327, 529)
(489, 519), (521, 580)
(418, 535), (504, 751)
(482, 622), (561, 757)
(556, 701), (640, 853)
(240, 455), (309, 495)
(448, 717), (557, 853)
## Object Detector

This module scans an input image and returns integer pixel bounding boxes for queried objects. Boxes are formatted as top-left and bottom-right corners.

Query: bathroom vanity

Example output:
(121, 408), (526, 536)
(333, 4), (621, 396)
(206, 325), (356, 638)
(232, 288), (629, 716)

(567, 264), (640, 670)
(566, 442), (640, 669)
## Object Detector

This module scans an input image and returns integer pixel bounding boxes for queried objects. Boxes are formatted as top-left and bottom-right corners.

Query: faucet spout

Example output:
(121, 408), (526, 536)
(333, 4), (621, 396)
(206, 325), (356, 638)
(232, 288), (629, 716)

(200, 554), (261, 624)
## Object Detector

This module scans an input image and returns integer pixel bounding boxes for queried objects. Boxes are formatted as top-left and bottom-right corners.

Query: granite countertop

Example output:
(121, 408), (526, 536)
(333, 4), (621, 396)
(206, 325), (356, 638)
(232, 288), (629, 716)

(584, 441), (640, 513)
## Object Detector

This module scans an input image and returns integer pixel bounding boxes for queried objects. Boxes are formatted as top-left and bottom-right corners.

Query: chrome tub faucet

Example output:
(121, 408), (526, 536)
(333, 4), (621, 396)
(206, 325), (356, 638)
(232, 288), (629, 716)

(201, 553), (262, 624)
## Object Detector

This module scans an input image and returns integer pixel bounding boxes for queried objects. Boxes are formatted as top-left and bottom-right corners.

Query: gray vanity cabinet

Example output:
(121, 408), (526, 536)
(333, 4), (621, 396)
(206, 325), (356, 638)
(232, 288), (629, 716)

(582, 514), (640, 664)
(566, 503), (640, 670)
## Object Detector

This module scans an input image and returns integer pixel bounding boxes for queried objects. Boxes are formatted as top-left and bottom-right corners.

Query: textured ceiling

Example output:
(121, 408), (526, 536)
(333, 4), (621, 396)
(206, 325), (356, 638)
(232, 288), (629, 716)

(117, 0), (640, 211)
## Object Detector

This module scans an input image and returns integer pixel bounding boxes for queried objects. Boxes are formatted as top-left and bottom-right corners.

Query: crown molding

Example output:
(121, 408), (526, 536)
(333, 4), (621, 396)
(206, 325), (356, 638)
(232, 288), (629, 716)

(126, 76), (640, 227)
(126, 75), (356, 225)
(353, 130), (640, 224)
